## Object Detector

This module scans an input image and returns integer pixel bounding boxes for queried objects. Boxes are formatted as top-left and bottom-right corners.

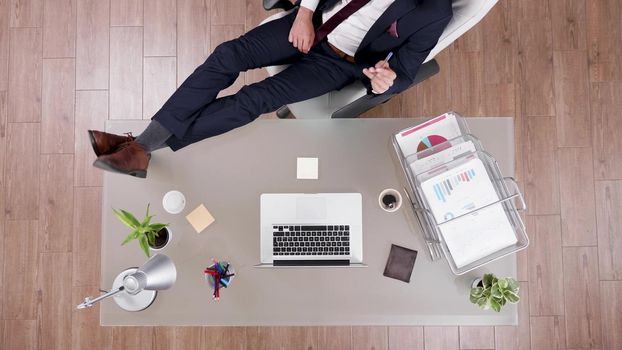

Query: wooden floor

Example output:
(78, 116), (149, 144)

(1, 0), (621, 349)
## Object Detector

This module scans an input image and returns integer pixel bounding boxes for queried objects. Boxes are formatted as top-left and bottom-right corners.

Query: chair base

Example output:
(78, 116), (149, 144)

(276, 106), (292, 119)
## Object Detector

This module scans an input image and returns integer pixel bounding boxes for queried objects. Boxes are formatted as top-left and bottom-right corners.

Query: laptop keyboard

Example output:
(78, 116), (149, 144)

(272, 225), (350, 256)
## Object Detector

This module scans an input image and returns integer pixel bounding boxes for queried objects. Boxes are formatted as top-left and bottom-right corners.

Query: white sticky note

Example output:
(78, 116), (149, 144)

(297, 157), (319, 180)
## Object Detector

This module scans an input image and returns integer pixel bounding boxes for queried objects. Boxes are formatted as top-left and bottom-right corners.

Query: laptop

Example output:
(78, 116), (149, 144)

(255, 193), (365, 267)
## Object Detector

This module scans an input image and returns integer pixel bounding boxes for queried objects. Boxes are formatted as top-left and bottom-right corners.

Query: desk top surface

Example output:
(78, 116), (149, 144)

(100, 117), (517, 326)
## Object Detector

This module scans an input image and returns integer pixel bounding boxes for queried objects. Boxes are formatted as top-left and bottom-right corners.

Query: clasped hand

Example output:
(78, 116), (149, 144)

(363, 61), (397, 94)
(289, 8), (396, 94)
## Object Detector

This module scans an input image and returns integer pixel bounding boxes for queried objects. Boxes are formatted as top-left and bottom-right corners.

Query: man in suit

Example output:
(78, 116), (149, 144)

(89, 0), (453, 178)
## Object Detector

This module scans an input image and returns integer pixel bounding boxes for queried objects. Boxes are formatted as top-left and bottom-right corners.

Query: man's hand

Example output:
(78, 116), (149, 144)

(289, 7), (315, 54)
(363, 60), (397, 94)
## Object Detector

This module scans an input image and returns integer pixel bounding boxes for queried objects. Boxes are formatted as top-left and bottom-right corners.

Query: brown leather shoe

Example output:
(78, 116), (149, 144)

(88, 130), (136, 157)
(92, 141), (151, 178)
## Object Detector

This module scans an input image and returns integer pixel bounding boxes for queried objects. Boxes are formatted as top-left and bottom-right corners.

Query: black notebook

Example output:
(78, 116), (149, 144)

(383, 244), (418, 283)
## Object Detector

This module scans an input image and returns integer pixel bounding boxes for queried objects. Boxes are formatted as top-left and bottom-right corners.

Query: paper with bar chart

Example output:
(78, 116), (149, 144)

(420, 158), (517, 268)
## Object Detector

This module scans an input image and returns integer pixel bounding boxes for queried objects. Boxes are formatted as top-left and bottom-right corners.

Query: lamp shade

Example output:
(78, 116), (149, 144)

(123, 254), (177, 295)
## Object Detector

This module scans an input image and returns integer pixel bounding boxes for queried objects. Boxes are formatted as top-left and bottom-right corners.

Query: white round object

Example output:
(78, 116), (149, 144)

(378, 188), (403, 213)
(471, 277), (483, 289)
(162, 190), (186, 214)
(150, 227), (172, 252)
(112, 268), (157, 312)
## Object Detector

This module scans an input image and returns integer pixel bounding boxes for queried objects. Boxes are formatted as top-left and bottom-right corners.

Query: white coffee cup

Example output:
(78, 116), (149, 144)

(379, 188), (402, 212)
(162, 190), (186, 214)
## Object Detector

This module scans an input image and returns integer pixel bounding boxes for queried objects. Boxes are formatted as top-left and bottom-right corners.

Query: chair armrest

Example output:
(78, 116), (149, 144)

(331, 59), (440, 119)
(263, 0), (295, 11)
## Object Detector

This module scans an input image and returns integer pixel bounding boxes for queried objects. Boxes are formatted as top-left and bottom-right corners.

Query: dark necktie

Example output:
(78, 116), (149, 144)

(313, 0), (373, 46)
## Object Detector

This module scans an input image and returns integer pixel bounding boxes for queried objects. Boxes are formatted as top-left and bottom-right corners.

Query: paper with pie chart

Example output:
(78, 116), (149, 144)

(395, 113), (463, 157)
(417, 135), (448, 152)
(410, 140), (477, 175)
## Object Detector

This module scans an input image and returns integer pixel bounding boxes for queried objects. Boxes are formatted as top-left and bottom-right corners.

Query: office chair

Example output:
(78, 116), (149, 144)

(262, 0), (499, 119)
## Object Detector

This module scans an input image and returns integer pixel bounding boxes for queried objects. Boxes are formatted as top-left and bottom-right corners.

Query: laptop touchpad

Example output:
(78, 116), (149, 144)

(296, 197), (327, 220)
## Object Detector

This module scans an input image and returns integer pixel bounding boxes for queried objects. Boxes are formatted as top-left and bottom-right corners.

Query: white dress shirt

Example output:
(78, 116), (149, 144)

(301, 0), (395, 56)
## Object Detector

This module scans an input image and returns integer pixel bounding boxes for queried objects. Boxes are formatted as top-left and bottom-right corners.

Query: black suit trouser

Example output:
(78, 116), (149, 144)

(153, 10), (364, 151)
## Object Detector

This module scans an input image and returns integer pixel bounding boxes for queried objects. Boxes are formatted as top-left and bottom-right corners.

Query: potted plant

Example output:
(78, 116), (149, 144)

(469, 273), (520, 312)
(113, 204), (171, 258)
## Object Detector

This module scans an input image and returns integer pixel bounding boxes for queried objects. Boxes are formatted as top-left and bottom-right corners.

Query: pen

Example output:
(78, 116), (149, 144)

(370, 52), (394, 94)
(214, 275), (220, 300)
(382, 52), (394, 67)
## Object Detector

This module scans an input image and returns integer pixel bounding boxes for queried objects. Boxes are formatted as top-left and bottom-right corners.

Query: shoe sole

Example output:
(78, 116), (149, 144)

(92, 159), (147, 178)
(87, 130), (102, 157)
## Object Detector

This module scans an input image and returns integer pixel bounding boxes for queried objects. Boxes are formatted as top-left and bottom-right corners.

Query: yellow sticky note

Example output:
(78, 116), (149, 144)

(186, 204), (215, 233)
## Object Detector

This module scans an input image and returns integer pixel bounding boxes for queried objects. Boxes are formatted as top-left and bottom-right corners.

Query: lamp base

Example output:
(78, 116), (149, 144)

(112, 268), (157, 312)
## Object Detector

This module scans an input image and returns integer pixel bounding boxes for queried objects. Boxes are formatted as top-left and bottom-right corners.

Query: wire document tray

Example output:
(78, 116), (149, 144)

(393, 112), (529, 275)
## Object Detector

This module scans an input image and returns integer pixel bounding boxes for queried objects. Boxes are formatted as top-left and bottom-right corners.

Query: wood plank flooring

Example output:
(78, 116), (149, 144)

(1, 0), (621, 348)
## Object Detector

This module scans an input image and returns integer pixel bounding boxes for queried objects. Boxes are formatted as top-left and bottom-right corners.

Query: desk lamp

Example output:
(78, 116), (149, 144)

(77, 254), (177, 311)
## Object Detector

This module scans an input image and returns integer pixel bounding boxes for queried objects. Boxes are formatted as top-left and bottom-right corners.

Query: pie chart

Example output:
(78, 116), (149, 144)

(417, 134), (448, 152)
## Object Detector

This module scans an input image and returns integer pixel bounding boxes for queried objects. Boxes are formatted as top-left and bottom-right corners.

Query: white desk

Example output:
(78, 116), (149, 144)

(100, 118), (517, 326)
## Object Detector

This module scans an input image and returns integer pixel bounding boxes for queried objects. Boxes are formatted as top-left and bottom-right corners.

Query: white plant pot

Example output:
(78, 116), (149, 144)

(149, 227), (172, 252)
(471, 277), (483, 289)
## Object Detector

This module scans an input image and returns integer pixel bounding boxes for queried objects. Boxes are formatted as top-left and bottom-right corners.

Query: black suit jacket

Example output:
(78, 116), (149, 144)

(300, 0), (453, 95)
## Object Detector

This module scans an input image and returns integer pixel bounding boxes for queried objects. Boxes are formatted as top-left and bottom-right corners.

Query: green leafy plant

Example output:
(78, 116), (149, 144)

(113, 204), (168, 258)
(469, 273), (520, 312)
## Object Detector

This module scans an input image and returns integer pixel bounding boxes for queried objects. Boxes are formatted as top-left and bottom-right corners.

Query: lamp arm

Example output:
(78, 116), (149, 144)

(76, 286), (125, 309)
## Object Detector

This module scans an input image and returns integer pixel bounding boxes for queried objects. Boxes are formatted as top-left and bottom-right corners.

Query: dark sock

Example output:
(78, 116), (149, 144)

(136, 120), (173, 153)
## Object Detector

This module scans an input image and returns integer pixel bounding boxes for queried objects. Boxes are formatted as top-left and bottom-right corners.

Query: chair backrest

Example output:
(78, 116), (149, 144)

(424, 0), (499, 62)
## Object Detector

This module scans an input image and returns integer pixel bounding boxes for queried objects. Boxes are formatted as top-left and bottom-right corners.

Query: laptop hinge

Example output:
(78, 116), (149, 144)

(273, 259), (350, 266)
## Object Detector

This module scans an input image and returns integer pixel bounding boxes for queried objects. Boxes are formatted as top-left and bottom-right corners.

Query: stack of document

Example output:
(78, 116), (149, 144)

(419, 158), (517, 268)
(396, 113), (517, 268)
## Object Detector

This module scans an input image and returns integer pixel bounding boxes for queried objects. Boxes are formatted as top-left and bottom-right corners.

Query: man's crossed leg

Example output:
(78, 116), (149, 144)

(89, 10), (363, 178)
